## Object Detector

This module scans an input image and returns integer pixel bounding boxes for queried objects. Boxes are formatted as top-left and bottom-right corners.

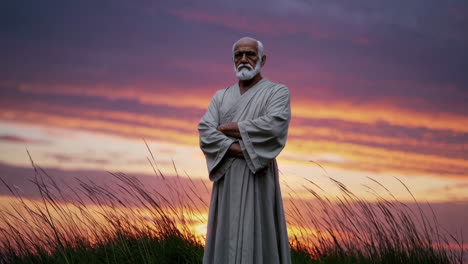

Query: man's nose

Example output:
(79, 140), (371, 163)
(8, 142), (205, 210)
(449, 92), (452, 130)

(240, 53), (248, 63)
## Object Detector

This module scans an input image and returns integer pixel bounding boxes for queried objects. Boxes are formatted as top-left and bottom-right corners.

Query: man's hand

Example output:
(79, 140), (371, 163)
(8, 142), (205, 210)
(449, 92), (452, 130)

(226, 142), (244, 159)
(217, 122), (241, 138)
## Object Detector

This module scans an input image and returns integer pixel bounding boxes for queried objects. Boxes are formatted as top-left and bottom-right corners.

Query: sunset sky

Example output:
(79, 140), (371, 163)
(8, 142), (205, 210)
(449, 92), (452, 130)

(1, 0), (467, 242)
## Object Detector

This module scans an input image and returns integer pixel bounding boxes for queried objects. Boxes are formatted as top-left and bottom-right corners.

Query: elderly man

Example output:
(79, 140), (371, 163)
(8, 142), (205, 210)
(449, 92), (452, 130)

(198, 37), (292, 264)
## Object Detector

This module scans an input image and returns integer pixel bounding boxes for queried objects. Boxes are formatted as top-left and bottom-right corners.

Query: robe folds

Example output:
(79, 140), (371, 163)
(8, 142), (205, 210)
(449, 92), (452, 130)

(198, 78), (292, 264)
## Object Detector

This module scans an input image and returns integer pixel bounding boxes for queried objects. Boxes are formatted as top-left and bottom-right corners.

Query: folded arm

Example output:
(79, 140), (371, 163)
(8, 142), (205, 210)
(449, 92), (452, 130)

(225, 142), (244, 158)
(198, 92), (246, 178)
(203, 85), (290, 175)
(217, 122), (241, 138)
(217, 123), (244, 158)
(233, 85), (291, 173)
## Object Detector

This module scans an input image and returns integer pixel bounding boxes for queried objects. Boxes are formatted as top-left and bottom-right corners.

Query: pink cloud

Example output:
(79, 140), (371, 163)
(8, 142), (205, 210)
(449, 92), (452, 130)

(166, 8), (342, 41)
(167, 8), (298, 35)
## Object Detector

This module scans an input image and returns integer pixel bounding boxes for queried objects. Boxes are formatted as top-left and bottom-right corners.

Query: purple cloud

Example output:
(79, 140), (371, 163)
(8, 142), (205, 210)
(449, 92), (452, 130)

(0, 134), (49, 145)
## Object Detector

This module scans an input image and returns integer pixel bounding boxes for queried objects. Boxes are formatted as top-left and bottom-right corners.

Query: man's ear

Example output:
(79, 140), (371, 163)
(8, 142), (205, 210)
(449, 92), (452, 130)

(261, 55), (266, 67)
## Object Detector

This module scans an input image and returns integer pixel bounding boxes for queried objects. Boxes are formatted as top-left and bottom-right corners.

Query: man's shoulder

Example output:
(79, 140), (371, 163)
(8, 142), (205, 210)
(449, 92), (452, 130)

(265, 80), (289, 94)
(217, 85), (233, 93)
(207, 85), (233, 103)
(211, 86), (229, 99)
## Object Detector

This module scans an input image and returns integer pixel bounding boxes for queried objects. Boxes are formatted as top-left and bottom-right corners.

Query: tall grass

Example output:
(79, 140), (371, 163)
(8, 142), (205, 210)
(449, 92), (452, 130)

(284, 176), (466, 263)
(0, 148), (465, 263)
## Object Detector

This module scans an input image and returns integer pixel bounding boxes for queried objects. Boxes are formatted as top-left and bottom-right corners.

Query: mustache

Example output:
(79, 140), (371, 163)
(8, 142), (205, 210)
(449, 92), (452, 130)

(236, 63), (253, 71)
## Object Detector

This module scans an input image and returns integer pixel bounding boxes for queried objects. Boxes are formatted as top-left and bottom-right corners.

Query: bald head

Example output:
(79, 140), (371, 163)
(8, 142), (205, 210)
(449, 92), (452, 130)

(232, 37), (264, 59)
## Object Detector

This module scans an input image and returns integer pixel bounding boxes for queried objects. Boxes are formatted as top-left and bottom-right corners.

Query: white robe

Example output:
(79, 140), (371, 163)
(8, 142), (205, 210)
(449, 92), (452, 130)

(198, 78), (292, 264)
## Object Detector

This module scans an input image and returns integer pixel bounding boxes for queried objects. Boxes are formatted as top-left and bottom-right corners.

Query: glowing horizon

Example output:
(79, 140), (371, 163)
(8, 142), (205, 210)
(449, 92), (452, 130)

(0, 0), (467, 249)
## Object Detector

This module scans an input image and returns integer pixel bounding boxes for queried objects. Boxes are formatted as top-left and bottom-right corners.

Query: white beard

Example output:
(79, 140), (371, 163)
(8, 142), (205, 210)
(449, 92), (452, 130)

(234, 59), (262, 80)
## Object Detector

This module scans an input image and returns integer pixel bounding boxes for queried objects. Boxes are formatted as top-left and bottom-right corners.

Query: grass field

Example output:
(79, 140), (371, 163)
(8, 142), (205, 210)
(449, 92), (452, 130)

(0, 150), (465, 263)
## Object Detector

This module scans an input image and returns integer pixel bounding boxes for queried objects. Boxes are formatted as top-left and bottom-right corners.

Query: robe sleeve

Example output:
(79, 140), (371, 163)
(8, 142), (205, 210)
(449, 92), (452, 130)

(237, 85), (291, 174)
(198, 91), (236, 178)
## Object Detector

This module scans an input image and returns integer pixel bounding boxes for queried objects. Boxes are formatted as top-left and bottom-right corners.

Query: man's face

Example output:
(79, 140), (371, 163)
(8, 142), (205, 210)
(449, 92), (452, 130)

(233, 40), (263, 80)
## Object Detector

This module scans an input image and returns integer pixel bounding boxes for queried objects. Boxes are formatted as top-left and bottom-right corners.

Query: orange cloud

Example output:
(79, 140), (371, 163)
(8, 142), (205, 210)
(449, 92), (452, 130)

(0, 109), (198, 146)
(289, 125), (465, 154)
(284, 139), (467, 179)
(15, 82), (468, 134)
(2, 100), (467, 180)
(292, 99), (468, 133)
